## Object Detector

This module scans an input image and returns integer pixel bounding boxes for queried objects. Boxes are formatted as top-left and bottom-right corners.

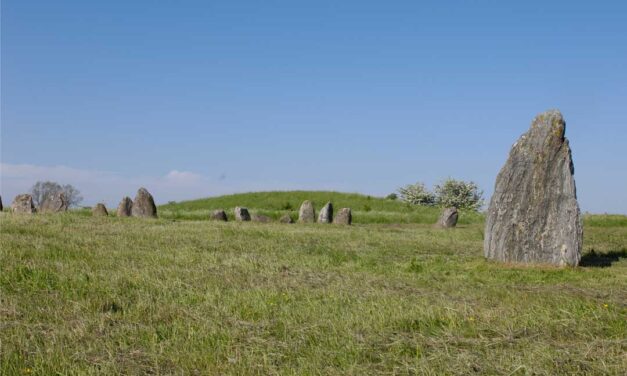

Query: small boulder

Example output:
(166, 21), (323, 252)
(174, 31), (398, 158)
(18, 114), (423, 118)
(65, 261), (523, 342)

(280, 214), (294, 224)
(131, 188), (157, 218)
(252, 214), (272, 223)
(234, 207), (251, 221)
(211, 209), (228, 221)
(117, 197), (133, 217)
(92, 203), (109, 216)
(335, 208), (352, 225)
(318, 202), (333, 223)
(39, 192), (68, 213)
(298, 200), (315, 223)
(11, 194), (35, 214)
(435, 207), (458, 228)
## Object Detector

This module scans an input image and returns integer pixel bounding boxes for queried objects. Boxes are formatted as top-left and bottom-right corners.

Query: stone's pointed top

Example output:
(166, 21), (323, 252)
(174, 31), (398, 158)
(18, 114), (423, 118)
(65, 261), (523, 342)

(531, 109), (565, 141)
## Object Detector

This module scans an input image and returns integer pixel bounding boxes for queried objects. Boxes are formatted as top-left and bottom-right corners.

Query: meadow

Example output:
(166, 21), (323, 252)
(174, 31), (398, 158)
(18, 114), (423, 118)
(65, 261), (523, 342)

(1, 192), (626, 375)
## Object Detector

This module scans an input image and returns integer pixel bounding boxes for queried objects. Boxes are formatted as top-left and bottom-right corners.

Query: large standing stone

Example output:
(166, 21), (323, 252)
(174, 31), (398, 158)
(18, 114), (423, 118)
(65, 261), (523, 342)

(484, 110), (582, 267)
(39, 192), (68, 213)
(234, 207), (251, 221)
(318, 202), (333, 223)
(92, 203), (109, 216)
(131, 188), (157, 218)
(280, 214), (294, 224)
(0, 195), (3, 211)
(298, 200), (315, 223)
(211, 209), (228, 221)
(11, 194), (35, 214)
(117, 197), (133, 217)
(335, 208), (352, 225)
(435, 207), (458, 228)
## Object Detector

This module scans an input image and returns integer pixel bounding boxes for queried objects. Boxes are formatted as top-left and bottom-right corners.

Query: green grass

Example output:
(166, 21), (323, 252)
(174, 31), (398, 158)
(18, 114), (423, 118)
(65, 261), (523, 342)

(1, 192), (626, 375)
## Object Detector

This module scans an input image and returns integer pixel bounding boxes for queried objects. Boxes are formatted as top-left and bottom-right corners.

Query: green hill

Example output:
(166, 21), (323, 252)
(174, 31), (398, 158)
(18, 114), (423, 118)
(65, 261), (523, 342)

(158, 190), (484, 224)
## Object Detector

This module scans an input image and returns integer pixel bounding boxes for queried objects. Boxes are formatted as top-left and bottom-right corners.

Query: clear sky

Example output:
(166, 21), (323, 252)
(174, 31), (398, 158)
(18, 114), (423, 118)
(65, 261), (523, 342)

(1, 0), (626, 213)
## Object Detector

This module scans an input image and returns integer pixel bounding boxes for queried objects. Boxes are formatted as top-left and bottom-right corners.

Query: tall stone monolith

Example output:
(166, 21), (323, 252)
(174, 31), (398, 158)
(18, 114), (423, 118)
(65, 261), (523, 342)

(117, 197), (133, 217)
(318, 202), (333, 223)
(484, 110), (582, 266)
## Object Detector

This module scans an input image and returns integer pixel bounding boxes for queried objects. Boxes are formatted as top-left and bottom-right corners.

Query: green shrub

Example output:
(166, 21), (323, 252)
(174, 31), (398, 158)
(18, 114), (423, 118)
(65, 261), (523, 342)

(434, 178), (484, 211)
(398, 182), (436, 206)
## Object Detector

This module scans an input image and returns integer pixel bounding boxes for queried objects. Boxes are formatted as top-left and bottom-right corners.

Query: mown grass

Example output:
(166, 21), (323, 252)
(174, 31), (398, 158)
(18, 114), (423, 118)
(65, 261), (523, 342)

(1, 208), (626, 375)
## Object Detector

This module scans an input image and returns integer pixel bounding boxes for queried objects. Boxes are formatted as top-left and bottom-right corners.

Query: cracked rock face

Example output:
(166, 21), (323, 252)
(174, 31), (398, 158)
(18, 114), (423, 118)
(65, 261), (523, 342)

(484, 110), (582, 267)
(11, 194), (35, 214)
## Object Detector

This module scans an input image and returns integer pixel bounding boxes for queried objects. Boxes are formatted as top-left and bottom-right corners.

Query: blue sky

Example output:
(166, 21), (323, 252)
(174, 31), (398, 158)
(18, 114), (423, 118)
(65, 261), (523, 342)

(1, 0), (626, 213)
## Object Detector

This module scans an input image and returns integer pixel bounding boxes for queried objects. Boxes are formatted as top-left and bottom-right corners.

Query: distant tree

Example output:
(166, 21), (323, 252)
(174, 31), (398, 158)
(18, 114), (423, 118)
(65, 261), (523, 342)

(386, 193), (398, 200)
(30, 181), (83, 208)
(434, 178), (484, 211)
(397, 182), (436, 206)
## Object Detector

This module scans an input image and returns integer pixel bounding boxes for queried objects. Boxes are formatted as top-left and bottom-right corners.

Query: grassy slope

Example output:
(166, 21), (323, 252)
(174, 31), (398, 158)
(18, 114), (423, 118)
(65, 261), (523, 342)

(1, 211), (626, 375)
(158, 191), (484, 224)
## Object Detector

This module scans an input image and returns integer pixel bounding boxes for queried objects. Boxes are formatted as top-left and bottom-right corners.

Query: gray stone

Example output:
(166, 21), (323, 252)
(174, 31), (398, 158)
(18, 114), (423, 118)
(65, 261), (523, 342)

(335, 208), (352, 225)
(298, 200), (315, 223)
(92, 203), (108, 216)
(117, 197), (133, 217)
(252, 214), (272, 223)
(11, 194), (35, 214)
(39, 192), (68, 213)
(234, 207), (251, 221)
(211, 209), (228, 221)
(131, 188), (157, 218)
(484, 110), (582, 267)
(280, 214), (294, 224)
(435, 207), (458, 228)
(318, 202), (333, 223)
(0, 195), (3, 211)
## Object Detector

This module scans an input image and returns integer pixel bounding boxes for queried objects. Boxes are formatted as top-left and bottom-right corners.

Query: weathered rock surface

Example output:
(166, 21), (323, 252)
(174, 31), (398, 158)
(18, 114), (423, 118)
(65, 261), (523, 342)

(11, 194), (35, 214)
(484, 110), (582, 267)
(335, 208), (352, 225)
(280, 214), (294, 224)
(211, 209), (228, 221)
(131, 188), (157, 218)
(252, 214), (272, 223)
(92, 203), (108, 216)
(234, 207), (251, 221)
(435, 207), (458, 228)
(39, 192), (68, 213)
(298, 200), (315, 223)
(318, 202), (333, 223)
(117, 197), (133, 217)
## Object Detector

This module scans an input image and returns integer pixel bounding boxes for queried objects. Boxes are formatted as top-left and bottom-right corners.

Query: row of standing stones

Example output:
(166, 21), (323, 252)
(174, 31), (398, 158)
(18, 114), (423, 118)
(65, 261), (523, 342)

(1, 110), (582, 266)
(210, 201), (354, 225)
(5, 188), (158, 218)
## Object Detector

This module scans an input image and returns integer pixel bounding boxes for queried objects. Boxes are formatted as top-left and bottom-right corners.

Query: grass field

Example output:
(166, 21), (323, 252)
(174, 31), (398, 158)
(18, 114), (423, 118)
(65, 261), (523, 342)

(1, 192), (626, 375)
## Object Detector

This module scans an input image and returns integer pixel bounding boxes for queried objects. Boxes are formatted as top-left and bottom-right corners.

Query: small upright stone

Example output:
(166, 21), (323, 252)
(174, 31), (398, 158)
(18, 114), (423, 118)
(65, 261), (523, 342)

(279, 214), (294, 224)
(435, 207), (458, 228)
(92, 203), (109, 216)
(211, 209), (228, 221)
(117, 197), (133, 217)
(335, 208), (352, 225)
(298, 200), (315, 223)
(0, 195), (3, 211)
(11, 194), (35, 214)
(39, 192), (68, 213)
(252, 214), (272, 223)
(131, 188), (157, 218)
(234, 207), (251, 221)
(484, 110), (582, 267)
(318, 202), (333, 223)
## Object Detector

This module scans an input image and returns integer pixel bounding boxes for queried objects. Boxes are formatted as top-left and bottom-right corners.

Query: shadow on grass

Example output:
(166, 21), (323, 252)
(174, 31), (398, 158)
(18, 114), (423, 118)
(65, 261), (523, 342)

(580, 249), (627, 268)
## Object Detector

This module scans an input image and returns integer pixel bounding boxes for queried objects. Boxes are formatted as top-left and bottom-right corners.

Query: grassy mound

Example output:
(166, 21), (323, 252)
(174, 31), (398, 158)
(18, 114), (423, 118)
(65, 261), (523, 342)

(158, 191), (484, 224)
